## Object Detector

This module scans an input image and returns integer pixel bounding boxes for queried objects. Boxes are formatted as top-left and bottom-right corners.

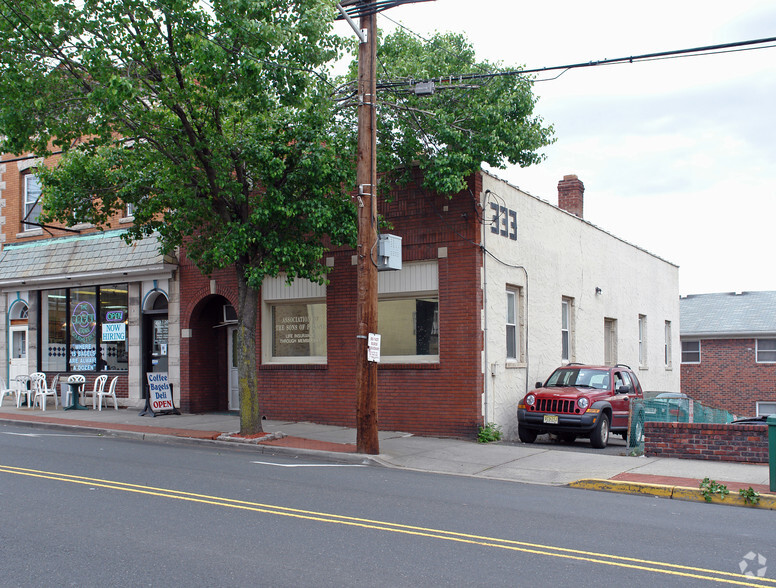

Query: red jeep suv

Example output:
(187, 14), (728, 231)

(517, 364), (644, 448)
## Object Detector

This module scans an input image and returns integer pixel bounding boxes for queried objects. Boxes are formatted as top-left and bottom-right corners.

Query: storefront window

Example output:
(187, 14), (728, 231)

(42, 289), (68, 371)
(378, 297), (439, 358)
(40, 284), (128, 372)
(70, 287), (98, 371)
(271, 302), (327, 358)
(101, 284), (129, 371)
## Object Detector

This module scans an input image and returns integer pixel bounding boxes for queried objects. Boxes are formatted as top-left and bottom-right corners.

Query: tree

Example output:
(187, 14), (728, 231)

(341, 29), (554, 194)
(0, 0), (356, 436)
(0, 1), (553, 439)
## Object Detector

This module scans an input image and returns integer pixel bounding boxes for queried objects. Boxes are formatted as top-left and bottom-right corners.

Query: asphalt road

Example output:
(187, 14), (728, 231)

(1, 422), (773, 587)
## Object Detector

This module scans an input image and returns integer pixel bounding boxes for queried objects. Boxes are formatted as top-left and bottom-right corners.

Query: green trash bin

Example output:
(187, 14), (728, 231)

(768, 414), (776, 492)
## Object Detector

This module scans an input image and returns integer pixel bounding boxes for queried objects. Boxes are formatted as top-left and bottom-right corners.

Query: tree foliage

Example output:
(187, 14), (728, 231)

(341, 29), (554, 195)
(0, 0), (553, 436)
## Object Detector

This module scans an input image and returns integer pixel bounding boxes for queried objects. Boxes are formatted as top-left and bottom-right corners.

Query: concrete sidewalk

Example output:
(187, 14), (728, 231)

(1, 404), (773, 508)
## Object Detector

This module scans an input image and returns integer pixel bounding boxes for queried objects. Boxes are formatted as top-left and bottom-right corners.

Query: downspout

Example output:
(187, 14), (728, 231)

(482, 190), (490, 424)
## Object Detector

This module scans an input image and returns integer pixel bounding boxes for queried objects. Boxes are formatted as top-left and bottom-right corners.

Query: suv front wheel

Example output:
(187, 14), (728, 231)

(589, 413), (610, 449)
(518, 426), (537, 444)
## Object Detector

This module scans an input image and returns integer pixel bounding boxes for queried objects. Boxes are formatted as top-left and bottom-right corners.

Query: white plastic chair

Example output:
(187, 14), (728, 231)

(64, 374), (86, 407)
(31, 372), (58, 411)
(14, 375), (32, 408)
(0, 377), (16, 407)
(96, 376), (119, 411)
(89, 375), (108, 409)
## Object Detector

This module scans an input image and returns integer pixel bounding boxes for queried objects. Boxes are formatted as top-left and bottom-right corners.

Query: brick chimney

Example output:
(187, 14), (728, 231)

(557, 174), (584, 218)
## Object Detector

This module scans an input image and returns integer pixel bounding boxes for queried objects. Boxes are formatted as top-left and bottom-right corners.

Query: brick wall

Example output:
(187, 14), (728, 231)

(179, 171), (486, 437)
(644, 421), (768, 463)
(681, 338), (776, 417)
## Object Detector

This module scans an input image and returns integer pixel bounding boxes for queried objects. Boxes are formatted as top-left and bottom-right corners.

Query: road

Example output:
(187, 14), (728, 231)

(1, 422), (773, 587)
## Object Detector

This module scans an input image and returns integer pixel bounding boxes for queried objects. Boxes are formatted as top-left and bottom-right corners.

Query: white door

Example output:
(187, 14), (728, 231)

(227, 326), (239, 410)
(9, 325), (29, 382)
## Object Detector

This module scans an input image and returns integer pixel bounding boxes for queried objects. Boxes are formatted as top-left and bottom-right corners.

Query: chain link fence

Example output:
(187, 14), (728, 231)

(626, 395), (737, 455)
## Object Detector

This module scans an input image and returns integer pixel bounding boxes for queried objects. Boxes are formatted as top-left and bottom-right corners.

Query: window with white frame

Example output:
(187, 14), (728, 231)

(125, 202), (135, 217)
(561, 297), (574, 362)
(756, 339), (776, 363)
(506, 287), (523, 362)
(23, 174), (43, 230)
(756, 401), (776, 416)
(638, 314), (647, 367)
(262, 276), (327, 364)
(664, 321), (672, 368)
(681, 340), (701, 364)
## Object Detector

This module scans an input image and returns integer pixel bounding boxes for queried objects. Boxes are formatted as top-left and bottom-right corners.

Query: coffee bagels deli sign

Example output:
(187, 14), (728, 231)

(147, 372), (174, 412)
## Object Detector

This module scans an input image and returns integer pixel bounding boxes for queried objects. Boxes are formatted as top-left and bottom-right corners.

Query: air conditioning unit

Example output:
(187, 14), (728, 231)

(223, 305), (238, 323)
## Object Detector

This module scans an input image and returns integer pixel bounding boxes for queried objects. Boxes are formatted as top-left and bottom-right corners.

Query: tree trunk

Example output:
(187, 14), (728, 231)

(236, 271), (263, 436)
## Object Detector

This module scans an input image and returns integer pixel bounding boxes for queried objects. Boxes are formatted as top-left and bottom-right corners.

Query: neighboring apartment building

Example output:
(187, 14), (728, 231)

(0, 153), (179, 406)
(680, 291), (776, 417)
(178, 171), (680, 439)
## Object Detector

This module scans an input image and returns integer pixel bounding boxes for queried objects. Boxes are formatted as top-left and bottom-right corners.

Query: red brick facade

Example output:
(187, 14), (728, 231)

(681, 338), (776, 417)
(179, 172), (486, 437)
(644, 421), (768, 463)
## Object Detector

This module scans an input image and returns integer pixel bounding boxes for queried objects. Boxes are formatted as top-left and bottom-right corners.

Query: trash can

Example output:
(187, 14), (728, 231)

(768, 414), (776, 492)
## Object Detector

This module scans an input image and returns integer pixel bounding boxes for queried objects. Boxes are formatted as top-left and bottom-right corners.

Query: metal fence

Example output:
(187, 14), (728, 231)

(626, 396), (737, 455)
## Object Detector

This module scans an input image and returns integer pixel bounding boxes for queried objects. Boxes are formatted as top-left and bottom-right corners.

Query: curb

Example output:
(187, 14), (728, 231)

(0, 417), (383, 466)
(569, 478), (776, 509)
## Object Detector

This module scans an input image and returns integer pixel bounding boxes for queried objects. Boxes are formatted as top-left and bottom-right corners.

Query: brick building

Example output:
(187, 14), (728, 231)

(178, 170), (680, 439)
(1, 151), (679, 437)
(680, 291), (776, 417)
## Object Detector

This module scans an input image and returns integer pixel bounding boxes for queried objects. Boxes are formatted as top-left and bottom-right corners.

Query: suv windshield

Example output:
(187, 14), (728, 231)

(545, 368), (610, 390)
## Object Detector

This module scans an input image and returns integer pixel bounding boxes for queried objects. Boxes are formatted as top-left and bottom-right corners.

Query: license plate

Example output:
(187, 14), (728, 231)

(543, 414), (559, 424)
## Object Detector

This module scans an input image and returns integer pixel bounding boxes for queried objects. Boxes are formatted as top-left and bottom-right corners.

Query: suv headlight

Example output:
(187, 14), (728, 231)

(525, 394), (535, 407)
(578, 397), (589, 410)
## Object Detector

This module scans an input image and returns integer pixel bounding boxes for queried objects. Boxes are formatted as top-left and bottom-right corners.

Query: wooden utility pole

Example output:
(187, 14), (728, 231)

(355, 0), (379, 455)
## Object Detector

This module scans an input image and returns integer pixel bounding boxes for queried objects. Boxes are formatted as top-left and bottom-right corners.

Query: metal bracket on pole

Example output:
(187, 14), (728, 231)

(336, 3), (368, 43)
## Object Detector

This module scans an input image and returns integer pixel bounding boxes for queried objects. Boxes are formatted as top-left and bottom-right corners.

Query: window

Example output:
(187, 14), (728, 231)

(664, 321), (672, 368)
(506, 289), (518, 360)
(378, 296), (439, 359)
(271, 302), (327, 358)
(681, 340), (701, 364)
(756, 401), (776, 416)
(756, 339), (776, 363)
(23, 174), (43, 230)
(561, 297), (574, 362)
(125, 202), (135, 217)
(40, 284), (129, 372)
(604, 318), (617, 366)
(262, 274), (327, 364)
(638, 314), (647, 367)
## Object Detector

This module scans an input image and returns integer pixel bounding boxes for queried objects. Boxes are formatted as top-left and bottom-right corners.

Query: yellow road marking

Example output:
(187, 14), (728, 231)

(1, 464), (773, 586)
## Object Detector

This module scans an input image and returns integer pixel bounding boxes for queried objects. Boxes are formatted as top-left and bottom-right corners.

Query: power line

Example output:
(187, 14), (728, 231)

(374, 36), (776, 91)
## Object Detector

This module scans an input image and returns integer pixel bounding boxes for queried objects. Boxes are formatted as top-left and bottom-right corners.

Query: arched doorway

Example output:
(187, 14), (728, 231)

(9, 300), (29, 381)
(186, 295), (237, 412)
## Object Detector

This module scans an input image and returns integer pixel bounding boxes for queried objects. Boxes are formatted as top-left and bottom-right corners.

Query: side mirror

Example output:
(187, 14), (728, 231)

(617, 385), (633, 394)
(535, 381), (543, 389)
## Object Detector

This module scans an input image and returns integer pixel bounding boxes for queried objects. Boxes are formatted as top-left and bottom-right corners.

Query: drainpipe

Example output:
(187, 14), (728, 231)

(482, 190), (491, 425)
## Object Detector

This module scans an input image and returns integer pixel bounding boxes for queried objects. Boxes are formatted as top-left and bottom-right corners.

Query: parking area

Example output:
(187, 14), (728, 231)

(504, 433), (632, 456)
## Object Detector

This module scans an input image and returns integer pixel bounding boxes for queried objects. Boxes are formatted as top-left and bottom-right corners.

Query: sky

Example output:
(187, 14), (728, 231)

(335, 0), (776, 295)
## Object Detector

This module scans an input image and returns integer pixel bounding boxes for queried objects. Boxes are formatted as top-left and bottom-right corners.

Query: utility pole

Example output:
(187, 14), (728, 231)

(354, 0), (379, 455)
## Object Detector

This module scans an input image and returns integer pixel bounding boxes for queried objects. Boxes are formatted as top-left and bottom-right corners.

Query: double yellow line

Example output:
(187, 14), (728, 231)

(1, 463), (773, 586)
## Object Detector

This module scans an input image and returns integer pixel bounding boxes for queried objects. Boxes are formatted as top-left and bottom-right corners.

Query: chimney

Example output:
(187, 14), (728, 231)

(557, 174), (584, 218)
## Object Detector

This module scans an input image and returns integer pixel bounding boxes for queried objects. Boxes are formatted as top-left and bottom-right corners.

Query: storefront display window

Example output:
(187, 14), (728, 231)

(40, 284), (129, 372)
(271, 302), (327, 359)
(378, 297), (439, 359)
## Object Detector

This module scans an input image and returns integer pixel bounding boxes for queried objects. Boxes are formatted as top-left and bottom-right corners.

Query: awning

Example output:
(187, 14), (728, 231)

(0, 229), (177, 289)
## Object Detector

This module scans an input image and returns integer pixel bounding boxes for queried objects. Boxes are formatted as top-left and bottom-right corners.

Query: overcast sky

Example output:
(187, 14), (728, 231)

(337, 0), (776, 295)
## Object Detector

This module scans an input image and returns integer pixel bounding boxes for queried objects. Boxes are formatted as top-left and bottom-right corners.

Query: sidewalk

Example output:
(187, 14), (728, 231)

(1, 404), (773, 509)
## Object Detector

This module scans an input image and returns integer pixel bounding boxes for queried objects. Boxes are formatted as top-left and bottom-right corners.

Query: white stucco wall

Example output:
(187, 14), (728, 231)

(480, 173), (680, 440)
